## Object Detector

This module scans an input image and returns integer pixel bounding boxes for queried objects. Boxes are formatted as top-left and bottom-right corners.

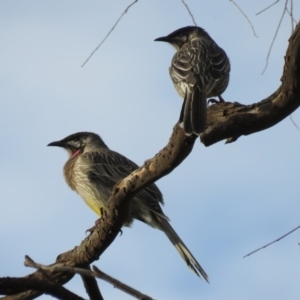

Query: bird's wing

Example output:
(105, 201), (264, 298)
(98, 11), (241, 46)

(172, 41), (230, 88)
(170, 46), (198, 92)
(208, 43), (230, 80)
(171, 44), (208, 134)
(83, 150), (164, 208)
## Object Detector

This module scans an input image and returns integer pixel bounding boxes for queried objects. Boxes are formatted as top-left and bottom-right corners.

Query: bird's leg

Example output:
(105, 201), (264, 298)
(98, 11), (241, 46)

(85, 223), (98, 234)
(85, 208), (105, 234)
(101, 208), (123, 236)
(85, 208), (123, 236)
(218, 95), (225, 102)
(85, 225), (96, 234)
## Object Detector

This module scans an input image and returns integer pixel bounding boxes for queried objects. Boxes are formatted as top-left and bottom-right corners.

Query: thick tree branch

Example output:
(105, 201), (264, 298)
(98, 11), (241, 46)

(201, 21), (300, 146)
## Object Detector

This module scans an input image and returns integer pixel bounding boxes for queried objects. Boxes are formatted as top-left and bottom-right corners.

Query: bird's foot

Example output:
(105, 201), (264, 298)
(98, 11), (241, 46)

(208, 95), (225, 105)
(85, 217), (103, 234)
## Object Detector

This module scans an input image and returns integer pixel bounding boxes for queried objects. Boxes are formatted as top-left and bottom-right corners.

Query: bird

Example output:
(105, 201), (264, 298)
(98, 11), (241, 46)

(48, 131), (208, 281)
(155, 26), (230, 136)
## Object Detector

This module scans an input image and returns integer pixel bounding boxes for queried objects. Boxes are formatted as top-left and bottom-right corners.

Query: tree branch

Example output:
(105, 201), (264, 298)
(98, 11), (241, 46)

(2, 18), (300, 300)
(243, 224), (300, 258)
(0, 278), (84, 300)
(24, 256), (152, 300)
(93, 266), (154, 300)
(201, 21), (300, 146)
(79, 265), (103, 300)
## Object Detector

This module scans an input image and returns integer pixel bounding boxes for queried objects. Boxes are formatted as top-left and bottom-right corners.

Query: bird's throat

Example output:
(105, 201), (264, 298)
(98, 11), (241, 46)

(72, 149), (81, 158)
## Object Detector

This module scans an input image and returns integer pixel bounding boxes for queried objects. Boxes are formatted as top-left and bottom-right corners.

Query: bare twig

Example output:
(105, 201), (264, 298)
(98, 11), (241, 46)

(286, 0), (297, 31)
(285, 11), (297, 29)
(256, 0), (280, 15)
(180, 0), (197, 26)
(290, 0), (294, 31)
(81, 0), (138, 67)
(256, 0), (297, 28)
(289, 114), (299, 129)
(230, 0), (258, 37)
(25, 256), (154, 300)
(261, 0), (288, 75)
(25, 255), (97, 278)
(93, 266), (154, 300)
(258, 0), (298, 128)
(80, 265), (104, 300)
(243, 225), (300, 258)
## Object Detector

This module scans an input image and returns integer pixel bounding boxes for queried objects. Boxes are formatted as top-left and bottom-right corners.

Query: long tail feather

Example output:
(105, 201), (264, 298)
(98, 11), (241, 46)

(190, 89), (207, 135)
(182, 92), (193, 135)
(158, 217), (209, 282)
(181, 89), (207, 136)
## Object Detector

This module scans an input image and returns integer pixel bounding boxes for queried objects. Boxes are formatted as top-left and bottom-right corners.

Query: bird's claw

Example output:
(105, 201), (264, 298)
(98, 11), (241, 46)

(208, 95), (225, 105)
(85, 217), (103, 234)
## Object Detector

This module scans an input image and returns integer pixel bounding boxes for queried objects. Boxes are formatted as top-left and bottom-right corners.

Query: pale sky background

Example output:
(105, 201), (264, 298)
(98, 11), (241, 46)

(1, 1), (300, 299)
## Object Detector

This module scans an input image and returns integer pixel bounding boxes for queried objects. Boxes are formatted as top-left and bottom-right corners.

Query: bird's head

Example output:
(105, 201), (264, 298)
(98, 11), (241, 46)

(154, 26), (208, 50)
(47, 132), (107, 158)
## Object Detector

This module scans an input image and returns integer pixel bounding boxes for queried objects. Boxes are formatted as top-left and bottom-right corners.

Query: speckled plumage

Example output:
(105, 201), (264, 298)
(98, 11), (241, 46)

(64, 147), (166, 224)
(155, 26), (230, 135)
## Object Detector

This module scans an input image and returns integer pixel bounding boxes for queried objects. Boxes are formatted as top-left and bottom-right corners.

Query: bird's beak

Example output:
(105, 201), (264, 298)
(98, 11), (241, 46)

(154, 36), (170, 42)
(47, 140), (64, 147)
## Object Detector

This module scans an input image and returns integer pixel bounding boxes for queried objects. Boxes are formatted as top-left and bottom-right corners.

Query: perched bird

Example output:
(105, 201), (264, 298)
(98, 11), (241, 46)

(48, 131), (208, 281)
(155, 26), (230, 135)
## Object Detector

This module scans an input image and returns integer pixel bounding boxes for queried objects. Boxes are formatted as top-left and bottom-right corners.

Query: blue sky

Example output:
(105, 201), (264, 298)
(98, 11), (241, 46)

(1, 1), (300, 299)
